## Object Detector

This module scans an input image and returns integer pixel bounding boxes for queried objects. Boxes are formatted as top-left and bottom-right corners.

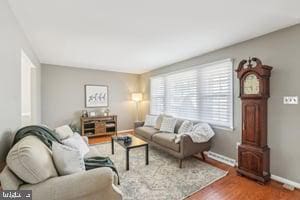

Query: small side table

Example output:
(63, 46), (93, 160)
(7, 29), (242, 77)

(111, 135), (149, 170)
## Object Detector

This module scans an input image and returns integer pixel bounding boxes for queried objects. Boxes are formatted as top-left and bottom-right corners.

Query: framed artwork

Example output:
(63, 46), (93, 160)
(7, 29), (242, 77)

(85, 85), (109, 108)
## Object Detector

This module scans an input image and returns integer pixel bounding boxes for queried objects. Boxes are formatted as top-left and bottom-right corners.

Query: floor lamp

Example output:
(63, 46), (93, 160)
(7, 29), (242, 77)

(132, 93), (143, 122)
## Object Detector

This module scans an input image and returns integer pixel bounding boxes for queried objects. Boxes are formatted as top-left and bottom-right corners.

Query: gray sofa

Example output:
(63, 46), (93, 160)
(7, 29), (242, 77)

(135, 119), (213, 168)
(0, 135), (122, 200)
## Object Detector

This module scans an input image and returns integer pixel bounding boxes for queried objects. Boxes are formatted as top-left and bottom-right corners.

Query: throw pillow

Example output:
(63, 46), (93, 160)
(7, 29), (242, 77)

(52, 142), (85, 176)
(155, 114), (172, 129)
(175, 122), (215, 143)
(178, 120), (193, 134)
(62, 133), (90, 157)
(192, 123), (215, 141)
(144, 115), (158, 127)
(55, 125), (74, 140)
(160, 117), (177, 133)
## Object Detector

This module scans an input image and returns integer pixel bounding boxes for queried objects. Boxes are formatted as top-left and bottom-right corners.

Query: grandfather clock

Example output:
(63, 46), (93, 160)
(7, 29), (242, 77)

(236, 57), (272, 183)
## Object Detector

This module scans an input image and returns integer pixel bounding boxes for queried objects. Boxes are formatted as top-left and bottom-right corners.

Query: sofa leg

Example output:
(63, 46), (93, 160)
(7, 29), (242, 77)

(179, 159), (183, 168)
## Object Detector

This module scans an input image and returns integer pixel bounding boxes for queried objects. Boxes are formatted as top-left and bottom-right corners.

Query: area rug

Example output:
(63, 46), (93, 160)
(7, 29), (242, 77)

(93, 142), (228, 200)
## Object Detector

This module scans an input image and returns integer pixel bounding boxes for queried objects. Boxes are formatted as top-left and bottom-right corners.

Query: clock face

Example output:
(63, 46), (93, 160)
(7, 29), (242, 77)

(243, 74), (260, 95)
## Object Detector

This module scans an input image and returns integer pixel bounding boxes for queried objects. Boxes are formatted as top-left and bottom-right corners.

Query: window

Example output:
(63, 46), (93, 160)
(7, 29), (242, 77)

(150, 76), (165, 115)
(150, 59), (233, 129)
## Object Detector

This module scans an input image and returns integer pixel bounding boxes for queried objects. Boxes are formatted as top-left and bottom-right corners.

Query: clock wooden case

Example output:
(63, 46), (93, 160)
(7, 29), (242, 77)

(236, 57), (272, 183)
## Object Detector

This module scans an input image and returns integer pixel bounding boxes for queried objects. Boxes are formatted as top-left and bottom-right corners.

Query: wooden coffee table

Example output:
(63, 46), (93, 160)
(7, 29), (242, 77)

(111, 135), (149, 170)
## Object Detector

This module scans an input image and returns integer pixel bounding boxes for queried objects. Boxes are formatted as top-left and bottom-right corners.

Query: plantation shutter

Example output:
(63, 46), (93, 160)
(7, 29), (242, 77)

(150, 76), (165, 115)
(197, 60), (233, 128)
(165, 70), (199, 120)
(150, 59), (233, 129)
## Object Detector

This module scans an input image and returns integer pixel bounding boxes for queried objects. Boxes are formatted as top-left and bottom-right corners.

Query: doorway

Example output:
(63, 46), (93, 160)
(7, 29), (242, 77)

(21, 50), (37, 126)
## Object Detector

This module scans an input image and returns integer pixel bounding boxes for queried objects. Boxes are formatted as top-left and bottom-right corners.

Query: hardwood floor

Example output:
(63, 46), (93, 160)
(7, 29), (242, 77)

(90, 133), (300, 200)
(187, 157), (300, 200)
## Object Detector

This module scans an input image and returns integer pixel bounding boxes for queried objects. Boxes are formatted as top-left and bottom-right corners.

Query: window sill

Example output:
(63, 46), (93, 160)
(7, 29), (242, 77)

(212, 125), (235, 132)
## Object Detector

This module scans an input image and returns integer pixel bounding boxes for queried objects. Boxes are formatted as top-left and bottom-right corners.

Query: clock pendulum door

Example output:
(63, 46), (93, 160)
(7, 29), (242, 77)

(236, 57), (273, 183)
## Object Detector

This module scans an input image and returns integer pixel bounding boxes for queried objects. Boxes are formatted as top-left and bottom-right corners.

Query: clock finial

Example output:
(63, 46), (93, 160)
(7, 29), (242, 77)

(247, 57), (253, 68)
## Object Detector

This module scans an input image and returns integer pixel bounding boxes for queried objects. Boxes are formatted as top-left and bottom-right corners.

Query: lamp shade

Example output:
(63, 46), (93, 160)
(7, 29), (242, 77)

(132, 93), (143, 102)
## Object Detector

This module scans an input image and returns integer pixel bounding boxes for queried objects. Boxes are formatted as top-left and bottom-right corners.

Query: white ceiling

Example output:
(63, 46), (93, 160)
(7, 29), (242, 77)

(8, 0), (300, 74)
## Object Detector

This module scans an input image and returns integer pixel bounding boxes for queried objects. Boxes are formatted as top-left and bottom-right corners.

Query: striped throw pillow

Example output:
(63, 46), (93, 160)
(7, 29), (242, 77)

(144, 115), (158, 127)
(160, 117), (177, 133)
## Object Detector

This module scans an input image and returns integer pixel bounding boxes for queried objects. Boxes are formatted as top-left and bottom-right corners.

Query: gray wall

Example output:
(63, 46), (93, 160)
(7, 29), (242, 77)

(0, 0), (41, 168)
(42, 64), (140, 131)
(140, 24), (300, 183)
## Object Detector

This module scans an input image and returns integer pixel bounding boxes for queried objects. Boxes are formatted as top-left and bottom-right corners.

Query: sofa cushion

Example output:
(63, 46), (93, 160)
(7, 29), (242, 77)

(135, 126), (159, 140)
(0, 166), (23, 190)
(152, 133), (180, 152)
(6, 136), (58, 184)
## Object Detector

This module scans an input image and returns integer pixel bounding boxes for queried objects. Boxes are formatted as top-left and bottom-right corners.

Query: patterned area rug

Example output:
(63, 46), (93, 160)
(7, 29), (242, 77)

(93, 142), (228, 200)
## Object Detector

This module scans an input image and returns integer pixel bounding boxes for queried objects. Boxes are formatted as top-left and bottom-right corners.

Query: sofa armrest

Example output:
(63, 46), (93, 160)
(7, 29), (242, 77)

(180, 135), (212, 157)
(0, 166), (23, 190)
(20, 168), (122, 200)
(134, 121), (144, 129)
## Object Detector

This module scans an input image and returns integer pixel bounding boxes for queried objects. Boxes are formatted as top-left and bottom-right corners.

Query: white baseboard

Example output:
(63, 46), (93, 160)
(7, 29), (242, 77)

(205, 151), (300, 189)
(205, 151), (237, 167)
(117, 129), (134, 134)
(271, 174), (300, 189)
